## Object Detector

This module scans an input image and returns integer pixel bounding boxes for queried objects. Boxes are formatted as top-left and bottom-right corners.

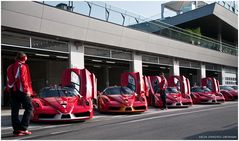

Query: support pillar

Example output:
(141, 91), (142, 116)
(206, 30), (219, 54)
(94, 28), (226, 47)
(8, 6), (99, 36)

(69, 41), (84, 69)
(221, 67), (226, 85)
(201, 63), (206, 78)
(197, 63), (206, 85)
(172, 58), (180, 76)
(161, 4), (165, 19)
(132, 52), (142, 75)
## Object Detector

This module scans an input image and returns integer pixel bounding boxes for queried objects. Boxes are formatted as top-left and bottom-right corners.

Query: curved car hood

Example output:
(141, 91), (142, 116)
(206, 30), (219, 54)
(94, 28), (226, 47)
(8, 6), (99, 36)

(192, 92), (215, 98)
(41, 97), (78, 113)
(167, 93), (182, 102)
(107, 94), (135, 106)
(229, 90), (238, 96)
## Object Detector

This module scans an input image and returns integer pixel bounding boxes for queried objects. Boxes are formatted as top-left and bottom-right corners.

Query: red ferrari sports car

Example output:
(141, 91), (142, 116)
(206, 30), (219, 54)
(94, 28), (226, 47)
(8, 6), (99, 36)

(191, 86), (225, 104)
(201, 77), (237, 101)
(97, 86), (147, 113)
(31, 68), (97, 122)
(147, 75), (192, 108)
(167, 75), (193, 107)
(97, 72), (148, 113)
(165, 87), (192, 107)
(220, 85), (238, 101)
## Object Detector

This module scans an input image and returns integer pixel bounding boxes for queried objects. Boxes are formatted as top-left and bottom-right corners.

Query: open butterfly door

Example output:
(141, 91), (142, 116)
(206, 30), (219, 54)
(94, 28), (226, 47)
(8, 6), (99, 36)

(201, 77), (220, 93)
(143, 76), (150, 97)
(168, 75), (191, 97)
(61, 68), (81, 93)
(148, 76), (168, 94)
(61, 68), (94, 99)
(91, 73), (97, 100)
(121, 72), (145, 95)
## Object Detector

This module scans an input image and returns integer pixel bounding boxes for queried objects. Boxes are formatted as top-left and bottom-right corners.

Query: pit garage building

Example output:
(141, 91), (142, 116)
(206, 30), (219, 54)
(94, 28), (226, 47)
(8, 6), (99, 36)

(1, 1), (238, 106)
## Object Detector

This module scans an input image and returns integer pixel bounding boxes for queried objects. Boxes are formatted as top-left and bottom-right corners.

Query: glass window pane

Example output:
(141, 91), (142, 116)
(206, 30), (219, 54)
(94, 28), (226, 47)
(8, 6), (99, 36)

(71, 71), (80, 91)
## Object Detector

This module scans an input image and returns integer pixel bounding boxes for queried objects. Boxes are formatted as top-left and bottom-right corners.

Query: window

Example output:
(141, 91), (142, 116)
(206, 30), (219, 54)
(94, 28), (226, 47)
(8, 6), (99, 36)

(128, 75), (136, 92)
(39, 87), (78, 98)
(206, 79), (213, 90)
(71, 71), (80, 92)
(104, 86), (134, 95)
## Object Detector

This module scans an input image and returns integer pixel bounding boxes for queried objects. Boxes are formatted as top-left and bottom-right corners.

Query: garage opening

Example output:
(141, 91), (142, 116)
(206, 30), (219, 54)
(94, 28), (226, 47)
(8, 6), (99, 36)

(142, 54), (173, 78)
(1, 31), (69, 107)
(143, 64), (171, 78)
(179, 59), (201, 86)
(180, 68), (199, 86)
(206, 63), (222, 83)
(84, 46), (132, 91)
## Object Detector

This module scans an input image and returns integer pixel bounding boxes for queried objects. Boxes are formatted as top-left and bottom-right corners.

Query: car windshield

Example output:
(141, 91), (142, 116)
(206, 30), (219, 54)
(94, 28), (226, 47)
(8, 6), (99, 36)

(203, 87), (211, 92)
(39, 87), (79, 98)
(220, 86), (234, 91)
(104, 86), (134, 95)
(192, 87), (211, 92)
(231, 86), (238, 90)
(165, 87), (179, 94)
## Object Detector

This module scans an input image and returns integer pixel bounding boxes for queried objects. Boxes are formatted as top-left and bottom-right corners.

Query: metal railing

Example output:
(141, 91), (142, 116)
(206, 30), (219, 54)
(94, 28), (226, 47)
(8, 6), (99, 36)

(38, 1), (238, 56)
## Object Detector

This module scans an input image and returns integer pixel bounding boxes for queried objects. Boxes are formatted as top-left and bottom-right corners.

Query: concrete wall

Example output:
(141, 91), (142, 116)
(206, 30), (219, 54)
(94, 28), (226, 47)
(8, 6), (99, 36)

(1, 1), (238, 68)
(213, 3), (238, 30)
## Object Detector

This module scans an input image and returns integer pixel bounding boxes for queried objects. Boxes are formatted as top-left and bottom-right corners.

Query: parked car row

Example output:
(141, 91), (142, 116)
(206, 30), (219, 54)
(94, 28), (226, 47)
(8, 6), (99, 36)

(31, 68), (238, 122)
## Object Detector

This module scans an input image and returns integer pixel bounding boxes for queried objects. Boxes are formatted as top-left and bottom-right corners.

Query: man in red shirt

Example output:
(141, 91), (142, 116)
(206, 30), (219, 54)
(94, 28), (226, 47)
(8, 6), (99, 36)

(7, 52), (33, 136)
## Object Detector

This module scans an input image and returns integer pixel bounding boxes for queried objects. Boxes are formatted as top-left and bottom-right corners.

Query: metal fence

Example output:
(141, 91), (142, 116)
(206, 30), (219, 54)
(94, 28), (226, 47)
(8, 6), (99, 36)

(38, 1), (238, 56)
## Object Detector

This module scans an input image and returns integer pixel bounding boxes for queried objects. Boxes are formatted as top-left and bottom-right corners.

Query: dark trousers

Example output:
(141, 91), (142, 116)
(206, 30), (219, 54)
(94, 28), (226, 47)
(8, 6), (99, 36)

(10, 91), (33, 131)
(161, 90), (167, 109)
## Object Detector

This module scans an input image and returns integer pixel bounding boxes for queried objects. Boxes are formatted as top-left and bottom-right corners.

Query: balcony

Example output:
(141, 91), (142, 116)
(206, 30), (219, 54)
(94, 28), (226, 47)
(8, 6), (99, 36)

(37, 1), (238, 56)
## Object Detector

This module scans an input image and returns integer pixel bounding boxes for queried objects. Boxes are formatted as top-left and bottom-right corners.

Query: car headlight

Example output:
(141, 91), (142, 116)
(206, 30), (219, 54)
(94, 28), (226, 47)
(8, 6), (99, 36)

(137, 96), (145, 102)
(102, 98), (110, 103)
(33, 102), (40, 108)
(83, 99), (90, 106)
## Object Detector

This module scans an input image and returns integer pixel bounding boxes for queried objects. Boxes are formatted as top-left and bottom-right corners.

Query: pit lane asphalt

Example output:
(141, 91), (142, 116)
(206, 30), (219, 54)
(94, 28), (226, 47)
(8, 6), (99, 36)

(1, 101), (238, 140)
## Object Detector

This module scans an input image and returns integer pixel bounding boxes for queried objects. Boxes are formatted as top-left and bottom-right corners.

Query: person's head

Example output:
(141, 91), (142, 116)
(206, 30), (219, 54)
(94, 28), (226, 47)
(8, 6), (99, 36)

(15, 52), (27, 63)
(160, 72), (164, 76)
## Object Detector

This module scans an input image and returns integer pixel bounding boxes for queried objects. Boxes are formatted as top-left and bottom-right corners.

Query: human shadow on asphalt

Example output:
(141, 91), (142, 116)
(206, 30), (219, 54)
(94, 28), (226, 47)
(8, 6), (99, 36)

(184, 125), (238, 140)
(30, 120), (85, 125)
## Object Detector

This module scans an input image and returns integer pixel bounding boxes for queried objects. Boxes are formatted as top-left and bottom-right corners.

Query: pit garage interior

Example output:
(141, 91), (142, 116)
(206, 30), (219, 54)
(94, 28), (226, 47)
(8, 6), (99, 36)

(1, 31), (69, 106)
(142, 54), (172, 78)
(83, 45), (132, 91)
